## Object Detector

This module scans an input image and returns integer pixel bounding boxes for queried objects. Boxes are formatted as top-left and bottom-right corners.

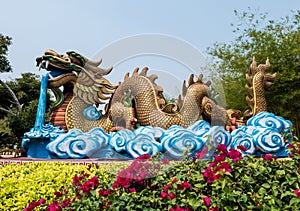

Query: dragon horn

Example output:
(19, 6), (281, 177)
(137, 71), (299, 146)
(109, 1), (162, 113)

(88, 64), (113, 76)
(196, 74), (203, 83)
(266, 57), (270, 67)
(86, 58), (103, 66)
(250, 56), (257, 75)
(188, 74), (194, 86)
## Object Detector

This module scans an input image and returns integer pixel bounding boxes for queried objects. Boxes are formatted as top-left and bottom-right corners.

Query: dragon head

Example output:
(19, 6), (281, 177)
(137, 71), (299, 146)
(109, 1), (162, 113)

(37, 50), (118, 106)
(37, 50), (113, 88)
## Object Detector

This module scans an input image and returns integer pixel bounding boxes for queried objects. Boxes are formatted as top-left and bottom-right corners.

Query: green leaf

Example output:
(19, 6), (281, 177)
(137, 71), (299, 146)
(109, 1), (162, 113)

(262, 183), (271, 189)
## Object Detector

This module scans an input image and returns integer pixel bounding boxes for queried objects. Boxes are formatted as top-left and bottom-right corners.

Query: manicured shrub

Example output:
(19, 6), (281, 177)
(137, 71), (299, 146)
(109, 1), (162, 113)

(0, 162), (128, 210)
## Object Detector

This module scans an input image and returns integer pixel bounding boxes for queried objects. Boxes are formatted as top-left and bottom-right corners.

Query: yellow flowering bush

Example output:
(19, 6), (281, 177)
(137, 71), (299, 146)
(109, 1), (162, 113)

(0, 162), (128, 210)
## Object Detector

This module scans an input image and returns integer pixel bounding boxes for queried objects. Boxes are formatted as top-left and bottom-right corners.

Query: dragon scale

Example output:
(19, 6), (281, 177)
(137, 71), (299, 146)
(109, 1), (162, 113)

(110, 69), (209, 129)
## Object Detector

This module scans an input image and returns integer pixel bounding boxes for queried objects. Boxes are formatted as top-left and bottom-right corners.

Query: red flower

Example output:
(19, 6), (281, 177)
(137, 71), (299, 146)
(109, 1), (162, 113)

(203, 167), (221, 183)
(214, 154), (226, 163)
(38, 199), (46, 205)
(169, 192), (176, 199)
(177, 181), (191, 190)
(99, 189), (111, 196)
(48, 201), (61, 211)
(162, 157), (170, 164)
(170, 207), (192, 211)
(294, 189), (300, 197)
(228, 148), (242, 162)
(263, 154), (273, 161)
(161, 191), (169, 200)
(61, 198), (71, 208)
(197, 146), (208, 159)
(172, 178), (178, 183)
(24, 201), (40, 211)
(237, 145), (248, 151)
(129, 188), (136, 193)
(203, 197), (211, 206)
(163, 184), (173, 192)
(72, 175), (80, 186)
(216, 161), (232, 173)
(217, 144), (228, 153)
(54, 191), (63, 198)
(136, 154), (151, 160)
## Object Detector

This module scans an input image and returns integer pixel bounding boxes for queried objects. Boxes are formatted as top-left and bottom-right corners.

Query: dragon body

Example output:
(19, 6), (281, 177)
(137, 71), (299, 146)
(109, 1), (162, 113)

(244, 57), (276, 119)
(37, 50), (230, 133)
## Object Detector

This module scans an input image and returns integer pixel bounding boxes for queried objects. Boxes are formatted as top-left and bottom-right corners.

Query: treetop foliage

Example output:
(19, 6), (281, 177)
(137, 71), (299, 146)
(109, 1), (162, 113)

(0, 34), (12, 73)
(207, 9), (300, 136)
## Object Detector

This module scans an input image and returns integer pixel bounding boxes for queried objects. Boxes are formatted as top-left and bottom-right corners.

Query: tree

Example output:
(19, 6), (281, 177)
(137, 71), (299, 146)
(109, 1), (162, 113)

(0, 34), (51, 147)
(0, 73), (49, 147)
(207, 9), (300, 136)
(0, 34), (12, 73)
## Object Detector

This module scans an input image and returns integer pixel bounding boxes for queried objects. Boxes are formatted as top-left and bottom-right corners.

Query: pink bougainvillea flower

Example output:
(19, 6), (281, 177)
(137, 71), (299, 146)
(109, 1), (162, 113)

(38, 199), (46, 205)
(129, 188), (136, 193)
(48, 201), (61, 211)
(136, 154), (151, 160)
(24, 201), (40, 211)
(163, 184), (173, 192)
(160, 191), (169, 200)
(72, 175), (80, 186)
(61, 198), (71, 208)
(177, 181), (191, 190)
(172, 178), (178, 183)
(216, 161), (232, 173)
(170, 207), (192, 211)
(217, 144), (228, 153)
(263, 154), (273, 161)
(237, 145), (248, 151)
(99, 189), (111, 196)
(203, 197), (211, 206)
(169, 192), (176, 199)
(294, 189), (300, 197)
(228, 148), (242, 162)
(214, 154), (226, 163)
(162, 157), (170, 164)
(203, 167), (221, 183)
(54, 191), (63, 198)
(197, 146), (208, 159)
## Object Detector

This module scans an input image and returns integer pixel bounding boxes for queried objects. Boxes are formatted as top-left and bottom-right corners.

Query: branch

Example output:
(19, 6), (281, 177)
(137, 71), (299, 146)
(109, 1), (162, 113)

(0, 107), (15, 115)
(0, 79), (22, 112)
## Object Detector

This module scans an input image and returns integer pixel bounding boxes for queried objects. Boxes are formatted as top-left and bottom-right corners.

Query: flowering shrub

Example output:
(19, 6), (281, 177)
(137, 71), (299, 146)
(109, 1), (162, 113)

(3, 137), (300, 210)
(0, 162), (127, 210)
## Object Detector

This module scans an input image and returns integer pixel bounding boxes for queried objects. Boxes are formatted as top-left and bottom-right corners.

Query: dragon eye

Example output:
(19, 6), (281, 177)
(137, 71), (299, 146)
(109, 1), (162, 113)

(64, 57), (71, 62)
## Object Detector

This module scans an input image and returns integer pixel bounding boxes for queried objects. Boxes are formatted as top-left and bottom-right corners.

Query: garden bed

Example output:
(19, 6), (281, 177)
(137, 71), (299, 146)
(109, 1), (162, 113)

(1, 141), (300, 210)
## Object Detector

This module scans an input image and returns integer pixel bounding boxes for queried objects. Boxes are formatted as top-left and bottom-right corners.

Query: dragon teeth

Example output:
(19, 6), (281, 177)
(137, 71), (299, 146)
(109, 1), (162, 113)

(45, 60), (50, 69)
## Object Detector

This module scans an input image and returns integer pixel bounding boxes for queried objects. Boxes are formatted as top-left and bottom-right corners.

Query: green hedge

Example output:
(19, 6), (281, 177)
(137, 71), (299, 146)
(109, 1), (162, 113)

(1, 140), (300, 210)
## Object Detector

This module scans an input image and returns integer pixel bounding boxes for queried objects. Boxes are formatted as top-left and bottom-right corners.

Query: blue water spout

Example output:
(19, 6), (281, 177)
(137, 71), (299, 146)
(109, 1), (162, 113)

(33, 73), (49, 130)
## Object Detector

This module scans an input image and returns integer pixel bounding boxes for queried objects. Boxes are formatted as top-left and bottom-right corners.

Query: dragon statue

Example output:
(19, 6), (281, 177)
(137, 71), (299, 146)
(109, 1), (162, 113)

(36, 50), (231, 133)
(23, 52), (292, 159)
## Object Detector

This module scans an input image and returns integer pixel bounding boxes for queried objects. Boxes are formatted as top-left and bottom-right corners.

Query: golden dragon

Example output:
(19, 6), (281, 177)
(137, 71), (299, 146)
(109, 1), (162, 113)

(37, 50), (230, 133)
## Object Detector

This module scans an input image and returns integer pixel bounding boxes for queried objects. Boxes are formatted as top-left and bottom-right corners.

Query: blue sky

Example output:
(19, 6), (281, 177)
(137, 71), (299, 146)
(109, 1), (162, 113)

(1, 0), (298, 85)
